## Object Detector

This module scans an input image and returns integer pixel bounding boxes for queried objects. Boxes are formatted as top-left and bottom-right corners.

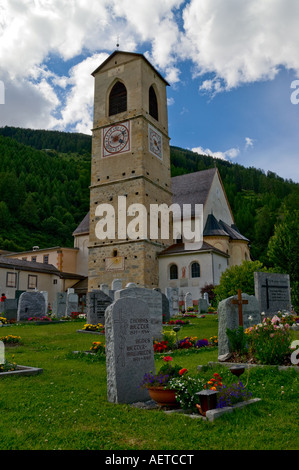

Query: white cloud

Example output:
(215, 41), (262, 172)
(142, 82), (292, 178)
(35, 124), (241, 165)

(182, 0), (299, 93)
(2, 0), (299, 132)
(192, 145), (240, 161)
(53, 53), (109, 134)
(245, 137), (254, 150)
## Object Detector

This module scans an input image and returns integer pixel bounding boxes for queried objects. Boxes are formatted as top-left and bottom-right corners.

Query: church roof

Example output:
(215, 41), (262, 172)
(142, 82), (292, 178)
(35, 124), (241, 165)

(203, 213), (249, 241)
(72, 212), (90, 236)
(171, 168), (217, 213)
(158, 241), (229, 257)
(203, 213), (229, 237)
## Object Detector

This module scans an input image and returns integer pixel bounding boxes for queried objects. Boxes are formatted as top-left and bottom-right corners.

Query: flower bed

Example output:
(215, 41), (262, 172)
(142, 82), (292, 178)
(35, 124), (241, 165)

(139, 356), (254, 414)
(153, 334), (218, 353)
(0, 334), (22, 345)
(82, 323), (105, 333)
(225, 313), (298, 366)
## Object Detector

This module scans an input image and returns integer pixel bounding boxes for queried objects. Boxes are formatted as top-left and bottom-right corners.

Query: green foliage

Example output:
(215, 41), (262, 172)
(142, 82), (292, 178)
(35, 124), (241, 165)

(0, 131), (90, 249)
(226, 326), (248, 354)
(268, 207), (299, 309)
(214, 260), (269, 304)
(246, 316), (293, 365)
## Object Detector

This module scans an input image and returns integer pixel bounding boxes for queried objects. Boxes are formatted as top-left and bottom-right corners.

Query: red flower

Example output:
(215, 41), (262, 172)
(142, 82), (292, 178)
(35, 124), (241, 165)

(179, 368), (188, 375)
(163, 356), (173, 362)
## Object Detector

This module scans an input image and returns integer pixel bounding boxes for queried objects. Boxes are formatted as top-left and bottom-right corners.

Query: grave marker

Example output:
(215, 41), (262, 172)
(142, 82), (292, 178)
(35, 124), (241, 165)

(231, 289), (248, 326)
(105, 297), (155, 404)
(66, 291), (79, 317)
(185, 292), (193, 311)
(115, 286), (163, 340)
(53, 292), (67, 317)
(218, 292), (261, 359)
(254, 272), (291, 315)
(17, 292), (47, 321)
(86, 290), (113, 325)
(165, 287), (179, 317)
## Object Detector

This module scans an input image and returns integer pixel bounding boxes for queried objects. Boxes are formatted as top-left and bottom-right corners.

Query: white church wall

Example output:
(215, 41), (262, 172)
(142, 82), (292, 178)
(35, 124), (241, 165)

(158, 250), (226, 301)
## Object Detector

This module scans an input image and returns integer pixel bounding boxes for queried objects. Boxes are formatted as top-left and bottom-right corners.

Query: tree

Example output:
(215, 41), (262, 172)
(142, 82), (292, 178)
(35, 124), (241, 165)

(268, 208), (299, 309)
(214, 260), (269, 305)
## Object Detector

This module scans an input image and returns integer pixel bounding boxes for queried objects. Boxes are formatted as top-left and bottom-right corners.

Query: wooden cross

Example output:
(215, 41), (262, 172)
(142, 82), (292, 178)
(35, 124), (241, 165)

(231, 289), (248, 326)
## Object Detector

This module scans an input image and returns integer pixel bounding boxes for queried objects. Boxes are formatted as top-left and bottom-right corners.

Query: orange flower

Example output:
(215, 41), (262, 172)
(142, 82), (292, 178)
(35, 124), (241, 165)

(179, 368), (188, 375)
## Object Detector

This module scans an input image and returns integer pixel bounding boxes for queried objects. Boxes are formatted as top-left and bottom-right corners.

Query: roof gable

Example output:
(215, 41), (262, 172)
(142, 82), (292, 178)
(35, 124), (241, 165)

(91, 50), (170, 86)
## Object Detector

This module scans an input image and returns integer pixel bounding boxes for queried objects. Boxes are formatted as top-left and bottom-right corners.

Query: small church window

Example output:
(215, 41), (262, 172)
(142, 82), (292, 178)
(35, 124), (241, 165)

(149, 86), (158, 121)
(191, 262), (200, 278)
(169, 264), (178, 280)
(109, 81), (127, 116)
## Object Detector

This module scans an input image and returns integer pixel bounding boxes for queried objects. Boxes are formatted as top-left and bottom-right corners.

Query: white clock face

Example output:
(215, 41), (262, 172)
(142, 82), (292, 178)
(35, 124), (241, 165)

(103, 122), (130, 157)
(148, 124), (162, 159)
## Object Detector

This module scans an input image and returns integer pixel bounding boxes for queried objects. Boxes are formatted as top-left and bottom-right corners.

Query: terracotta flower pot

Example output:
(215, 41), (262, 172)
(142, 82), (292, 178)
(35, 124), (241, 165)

(148, 386), (179, 407)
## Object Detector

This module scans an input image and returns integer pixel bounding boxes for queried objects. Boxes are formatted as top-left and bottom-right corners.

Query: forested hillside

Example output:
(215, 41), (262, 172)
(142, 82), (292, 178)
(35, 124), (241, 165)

(0, 126), (298, 275)
(0, 129), (90, 251)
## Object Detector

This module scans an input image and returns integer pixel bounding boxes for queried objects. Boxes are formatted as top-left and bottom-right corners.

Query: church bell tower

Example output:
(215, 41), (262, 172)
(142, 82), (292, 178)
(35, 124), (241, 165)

(88, 51), (173, 290)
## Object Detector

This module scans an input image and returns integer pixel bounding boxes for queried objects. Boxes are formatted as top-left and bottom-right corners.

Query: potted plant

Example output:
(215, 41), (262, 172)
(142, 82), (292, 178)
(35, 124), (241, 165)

(139, 356), (188, 407)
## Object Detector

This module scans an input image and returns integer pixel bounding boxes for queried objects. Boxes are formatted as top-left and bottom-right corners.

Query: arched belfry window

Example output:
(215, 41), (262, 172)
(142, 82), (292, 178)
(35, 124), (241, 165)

(109, 81), (127, 116)
(149, 85), (158, 121)
(169, 264), (178, 280)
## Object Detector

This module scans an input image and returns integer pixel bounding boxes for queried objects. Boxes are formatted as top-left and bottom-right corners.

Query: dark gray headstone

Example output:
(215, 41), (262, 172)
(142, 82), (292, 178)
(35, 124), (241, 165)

(105, 297), (155, 404)
(3, 299), (18, 321)
(254, 272), (291, 315)
(115, 287), (163, 340)
(17, 292), (47, 321)
(86, 290), (113, 325)
(218, 293), (261, 359)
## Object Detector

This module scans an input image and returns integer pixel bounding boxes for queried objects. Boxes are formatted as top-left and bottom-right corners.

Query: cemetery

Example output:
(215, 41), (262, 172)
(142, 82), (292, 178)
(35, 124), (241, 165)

(0, 276), (298, 451)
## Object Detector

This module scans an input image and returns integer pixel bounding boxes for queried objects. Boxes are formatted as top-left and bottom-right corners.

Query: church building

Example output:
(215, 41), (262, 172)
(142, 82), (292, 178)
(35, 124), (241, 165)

(1, 50), (250, 304)
(77, 50), (250, 299)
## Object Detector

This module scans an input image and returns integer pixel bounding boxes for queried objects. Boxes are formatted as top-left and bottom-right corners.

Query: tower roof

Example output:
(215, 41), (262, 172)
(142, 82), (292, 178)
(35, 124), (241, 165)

(91, 50), (170, 86)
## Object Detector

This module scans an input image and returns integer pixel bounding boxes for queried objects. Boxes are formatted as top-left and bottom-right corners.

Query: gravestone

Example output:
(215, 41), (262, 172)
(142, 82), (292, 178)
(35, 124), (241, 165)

(100, 284), (110, 296)
(0, 302), (4, 314)
(53, 292), (67, 317)
(166, 287), (179, 317)
(198, 298), (209, 313)
(218, 292), (261, 359)
(254, 272), (291, 315)
(185, 292), (193, 311)
(41, 291), (48, 313)
(3, 299), (18, 321)
(115, 286), (163, 340)
(66, 291), (79, 317)
(204, 292), (210, 305)
(86, 290), (113, 325)
(112, 279), (122, 291)
(154, 288), (170, 323)
(17, 292), (47, 321)
(161, 293), (170, 323)
(105, 297), (155, 404)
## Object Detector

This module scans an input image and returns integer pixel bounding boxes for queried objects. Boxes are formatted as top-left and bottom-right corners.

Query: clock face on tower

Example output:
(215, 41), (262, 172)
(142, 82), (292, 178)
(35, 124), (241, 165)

(103, 121), (130, 157)
(148, 124), (162, 160)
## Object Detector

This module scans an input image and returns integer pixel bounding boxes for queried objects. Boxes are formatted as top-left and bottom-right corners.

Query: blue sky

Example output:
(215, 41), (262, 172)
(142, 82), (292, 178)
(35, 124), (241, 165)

(0, 0), (299, 182)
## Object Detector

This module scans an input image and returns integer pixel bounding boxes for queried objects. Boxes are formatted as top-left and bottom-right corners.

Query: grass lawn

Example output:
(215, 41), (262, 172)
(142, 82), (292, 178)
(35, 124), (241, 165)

(0, 316), (298, 451)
